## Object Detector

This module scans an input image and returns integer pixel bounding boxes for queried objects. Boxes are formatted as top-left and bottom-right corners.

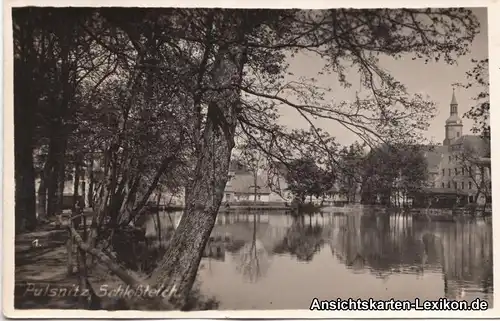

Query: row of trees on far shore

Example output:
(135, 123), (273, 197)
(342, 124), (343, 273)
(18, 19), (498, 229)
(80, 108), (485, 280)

(282, 137), (491, 208)
(281, 142), (429, 206)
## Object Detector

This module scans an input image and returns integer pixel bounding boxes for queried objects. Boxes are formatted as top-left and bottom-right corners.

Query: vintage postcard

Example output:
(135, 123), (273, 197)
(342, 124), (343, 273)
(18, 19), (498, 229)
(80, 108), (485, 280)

(3, 0), (499, 318)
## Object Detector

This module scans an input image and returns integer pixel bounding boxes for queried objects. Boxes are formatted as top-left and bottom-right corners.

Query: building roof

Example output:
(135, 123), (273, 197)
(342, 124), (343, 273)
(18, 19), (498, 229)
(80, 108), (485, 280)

(451, 89), (458, 105)
(225, 173), (271, 194)
(450, 135), (490, 157)
(417, 134), (490, 173)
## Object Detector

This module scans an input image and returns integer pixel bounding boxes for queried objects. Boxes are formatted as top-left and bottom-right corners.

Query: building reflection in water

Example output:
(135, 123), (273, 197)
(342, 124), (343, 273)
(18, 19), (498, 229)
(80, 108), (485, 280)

(331, 212), (493, 303)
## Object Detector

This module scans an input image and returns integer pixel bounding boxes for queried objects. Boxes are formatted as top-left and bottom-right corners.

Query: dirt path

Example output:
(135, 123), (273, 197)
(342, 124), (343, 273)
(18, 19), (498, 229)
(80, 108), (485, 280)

(15, 220), (84, 309)
(14, 214), (124, 310)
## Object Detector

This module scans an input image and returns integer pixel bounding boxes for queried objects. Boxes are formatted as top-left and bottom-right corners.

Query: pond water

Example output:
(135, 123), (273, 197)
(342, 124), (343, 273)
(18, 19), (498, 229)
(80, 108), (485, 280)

(143, 210), (493, 310)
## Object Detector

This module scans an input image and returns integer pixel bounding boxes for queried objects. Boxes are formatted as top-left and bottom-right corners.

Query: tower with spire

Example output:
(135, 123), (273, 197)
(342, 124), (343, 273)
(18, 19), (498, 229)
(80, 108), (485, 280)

(443, 88), (463, 146)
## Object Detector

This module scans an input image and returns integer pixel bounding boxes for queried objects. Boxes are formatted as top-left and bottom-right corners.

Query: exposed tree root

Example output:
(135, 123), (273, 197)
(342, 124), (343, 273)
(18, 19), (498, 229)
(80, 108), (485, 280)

(67, 224), (176, 310)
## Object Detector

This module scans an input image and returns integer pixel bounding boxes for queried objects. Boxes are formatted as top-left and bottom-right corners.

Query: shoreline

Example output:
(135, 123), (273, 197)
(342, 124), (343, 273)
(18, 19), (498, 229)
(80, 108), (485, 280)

(155, 203), (492, 218)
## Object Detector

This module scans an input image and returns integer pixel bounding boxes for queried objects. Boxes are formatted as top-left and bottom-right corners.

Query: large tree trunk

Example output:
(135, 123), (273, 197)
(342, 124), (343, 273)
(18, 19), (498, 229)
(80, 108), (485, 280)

(148, 118), (236, 306)
(14, 136), (37, 232)
(14, 58), (37, 232)
(148, 45), (244, 306)
(46, 133), (67, 217)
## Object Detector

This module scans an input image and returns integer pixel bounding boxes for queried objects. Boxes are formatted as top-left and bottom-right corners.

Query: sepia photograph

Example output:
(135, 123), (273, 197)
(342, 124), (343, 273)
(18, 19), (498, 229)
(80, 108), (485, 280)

(4, 1), (495, 318)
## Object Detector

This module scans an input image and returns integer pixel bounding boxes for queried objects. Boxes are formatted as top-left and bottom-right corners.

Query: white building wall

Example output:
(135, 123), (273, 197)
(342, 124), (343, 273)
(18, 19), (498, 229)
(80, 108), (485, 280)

(35, 178), (90, 203)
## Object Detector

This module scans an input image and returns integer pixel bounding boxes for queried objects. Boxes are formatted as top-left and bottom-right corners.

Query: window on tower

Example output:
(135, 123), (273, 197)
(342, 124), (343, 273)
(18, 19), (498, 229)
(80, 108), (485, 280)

(457, 132), (459, 137)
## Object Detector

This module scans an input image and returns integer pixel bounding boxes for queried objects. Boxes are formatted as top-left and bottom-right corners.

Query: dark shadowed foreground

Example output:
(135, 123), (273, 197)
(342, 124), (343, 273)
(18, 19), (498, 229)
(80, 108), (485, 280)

(14, 219), (218, 310)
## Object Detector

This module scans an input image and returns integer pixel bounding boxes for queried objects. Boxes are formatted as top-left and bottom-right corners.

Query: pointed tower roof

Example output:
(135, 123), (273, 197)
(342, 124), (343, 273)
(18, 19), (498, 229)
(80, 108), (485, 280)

(451, 88), (458, 105)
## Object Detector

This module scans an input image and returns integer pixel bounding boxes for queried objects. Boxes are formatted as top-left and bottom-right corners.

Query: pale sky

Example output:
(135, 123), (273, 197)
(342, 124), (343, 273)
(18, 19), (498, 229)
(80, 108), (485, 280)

(277, 7), (488, 147)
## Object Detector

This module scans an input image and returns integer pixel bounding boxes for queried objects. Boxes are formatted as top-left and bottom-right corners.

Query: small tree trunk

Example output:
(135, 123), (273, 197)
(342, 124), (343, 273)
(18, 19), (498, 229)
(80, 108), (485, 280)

(47, 164), (58, 217)
(156, 187), (162, 245)
(253, 171), (258, 204)
(87, 157), (94, 208)
(66, 162), (81, 275)
(72, 162), (81, 213)
(37, 174), (47, 220)
(81, 180), (86, 208)
(56, 156), (66, 216)
(67, 229), (74, 274)
(87, 168), (113, 266)
(46, 144), (58, 217)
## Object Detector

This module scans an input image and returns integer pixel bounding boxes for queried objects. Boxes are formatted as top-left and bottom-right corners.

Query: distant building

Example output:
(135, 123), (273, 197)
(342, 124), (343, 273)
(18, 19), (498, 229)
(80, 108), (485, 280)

(417, 89), (491, 205)
(222, 160), (272, 203)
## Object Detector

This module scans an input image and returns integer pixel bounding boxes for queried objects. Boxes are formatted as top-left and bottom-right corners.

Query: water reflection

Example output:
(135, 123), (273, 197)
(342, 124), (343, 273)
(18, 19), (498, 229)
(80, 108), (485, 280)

(143, 211), (493, 309)
(233, 213), (271, 283)
(331, 214), (493, 301)
(273, 215), (325, 262)
(331, 214), (427, 276)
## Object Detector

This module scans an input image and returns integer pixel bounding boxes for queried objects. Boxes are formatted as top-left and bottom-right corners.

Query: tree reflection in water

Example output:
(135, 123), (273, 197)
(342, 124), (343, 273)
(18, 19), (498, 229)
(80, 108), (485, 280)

(273, 214), (325, 262)
(235, 213), (271, 282)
